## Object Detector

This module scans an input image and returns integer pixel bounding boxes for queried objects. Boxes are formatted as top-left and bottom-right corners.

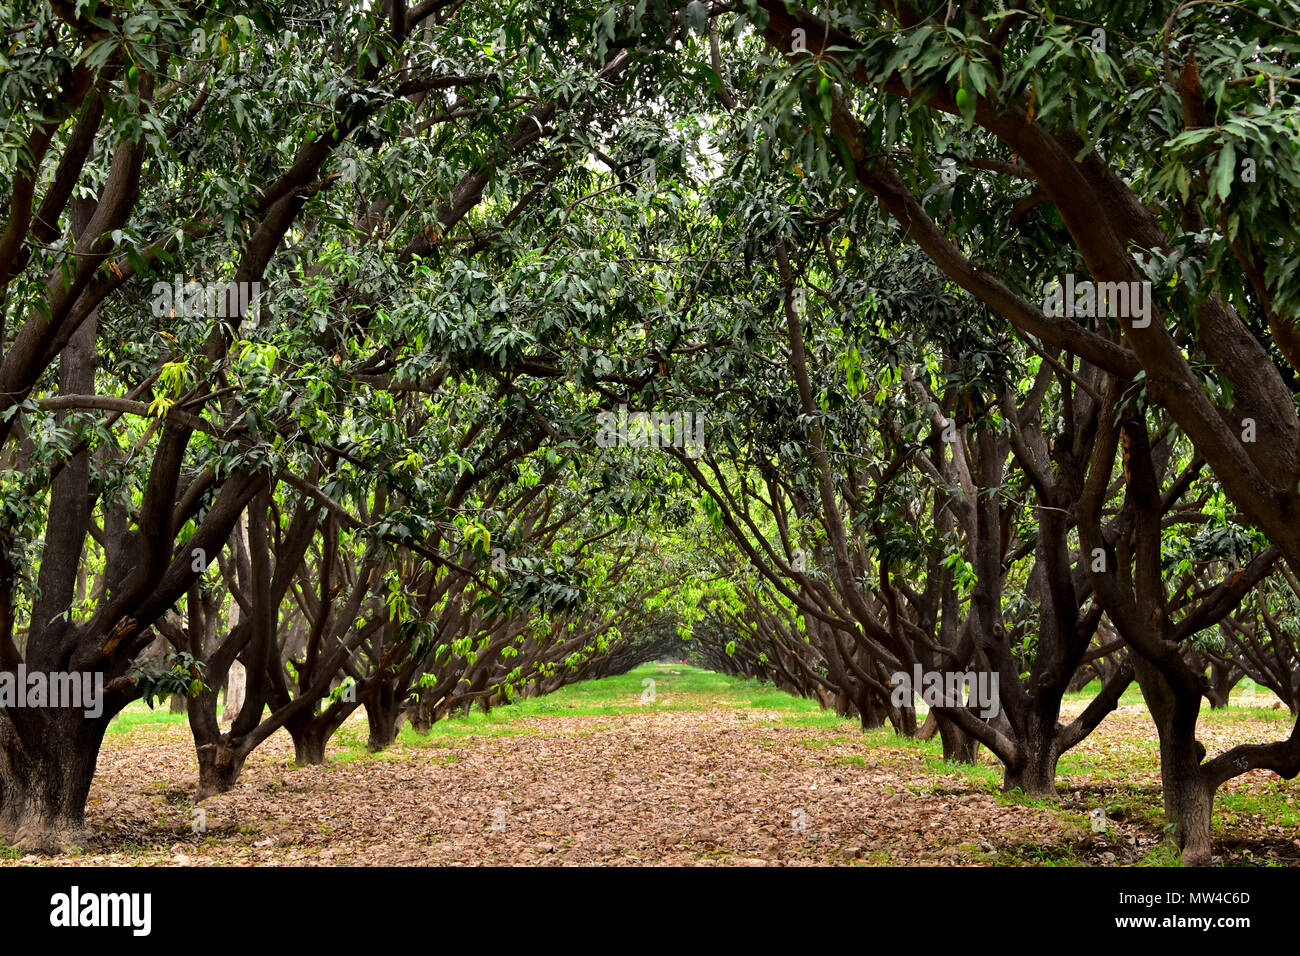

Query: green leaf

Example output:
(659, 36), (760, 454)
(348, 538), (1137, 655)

(1214, 141), (1236, 202)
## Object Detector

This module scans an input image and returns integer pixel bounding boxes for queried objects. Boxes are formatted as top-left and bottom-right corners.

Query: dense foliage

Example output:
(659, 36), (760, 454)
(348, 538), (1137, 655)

(0, 0), (1297, 864)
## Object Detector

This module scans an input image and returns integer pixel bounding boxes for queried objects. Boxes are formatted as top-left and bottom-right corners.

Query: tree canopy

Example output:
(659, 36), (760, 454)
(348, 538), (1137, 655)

(0, 0), (1298, 866)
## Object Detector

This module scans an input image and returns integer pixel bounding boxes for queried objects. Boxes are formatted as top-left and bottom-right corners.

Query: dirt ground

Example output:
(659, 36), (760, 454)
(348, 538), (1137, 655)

(4, 669), (1298, 866)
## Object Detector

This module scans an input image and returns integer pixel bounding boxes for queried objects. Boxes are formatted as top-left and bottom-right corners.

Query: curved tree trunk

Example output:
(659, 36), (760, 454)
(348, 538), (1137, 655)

(887, 700), (918, 737)
(1205, 659), (1240, 710)
(284, 696), (359, 766)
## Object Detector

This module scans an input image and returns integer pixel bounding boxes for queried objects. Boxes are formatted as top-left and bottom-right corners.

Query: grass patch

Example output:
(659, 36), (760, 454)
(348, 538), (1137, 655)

(998, 788), (1060, 809)
(1063, 681), (1147, 708)
(400, 662), (856, 737)
(1137, 842), (1184, 866)
(992, 841), (1086, 866)
(797, 735), (854, 750)
(106, 702), (195, 734)
(1206, 705), (1295, 724)
(1216, 788), (1300, 830)
(1074, 790), (1168, 831)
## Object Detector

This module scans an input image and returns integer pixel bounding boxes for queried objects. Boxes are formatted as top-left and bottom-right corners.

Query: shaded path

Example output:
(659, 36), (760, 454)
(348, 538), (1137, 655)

(4, 665), (1296, 865)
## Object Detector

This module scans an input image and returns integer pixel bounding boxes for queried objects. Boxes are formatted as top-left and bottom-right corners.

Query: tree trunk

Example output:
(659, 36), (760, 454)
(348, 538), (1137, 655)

(0, 709), (109, 852)
(0, 199), (110, 853)
(291, 728), (328, 766)
(857, 688), (888, 730)
(1206, 660), (1238, 709)
(936, 715), (979, 763)
(195, 738), (248, 801)
(190, 666), (250, 800)
(1160, 735), (1215, 865)
(222, 660), (246, 725)
(888, 700), (917, 737)
(1066, 662), (1099, 693)
(364, 686), (403, 752)
(831, 689), (851, 718)
(1132, 656), (1215, 864)
(284, 710), (330, 765)
(1002, 725), (1060, 798)
(284, 699), (357, 767)
(407, 693), (435, 734)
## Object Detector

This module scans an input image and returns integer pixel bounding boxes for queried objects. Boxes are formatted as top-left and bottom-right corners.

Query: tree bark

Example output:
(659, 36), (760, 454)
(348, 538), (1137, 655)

(1132, 656), (1215, 864)
(283, 698), (357, 766)
(0, 709), (110, 852)
(1001, 718), (1060, 797)
(857, 688), (887, 729)
(364, 685), (403, 752)
(194, 737), (249, 801)
(936, 716), (980, 764)
(290, 725), (328, 765)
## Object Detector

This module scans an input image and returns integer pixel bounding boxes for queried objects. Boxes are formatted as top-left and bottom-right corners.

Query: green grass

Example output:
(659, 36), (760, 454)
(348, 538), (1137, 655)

(311, 663), (864, 766)
(1137, 842), (1184, 866)
(106, 701), (196, 734)
(313, 663), (788, 762)
(102, 663), (892, 741)
(107, 700), (258, 735)
(1063, 680), (1147, 708)
(988, 842), (1088, 866)
(1217, 789), (1300, 830)
(406, 663), (843, 737)
(832, 754), (870, 766)
(1064, 679), (1293, 721)
(1207, 704), (1295, 724)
